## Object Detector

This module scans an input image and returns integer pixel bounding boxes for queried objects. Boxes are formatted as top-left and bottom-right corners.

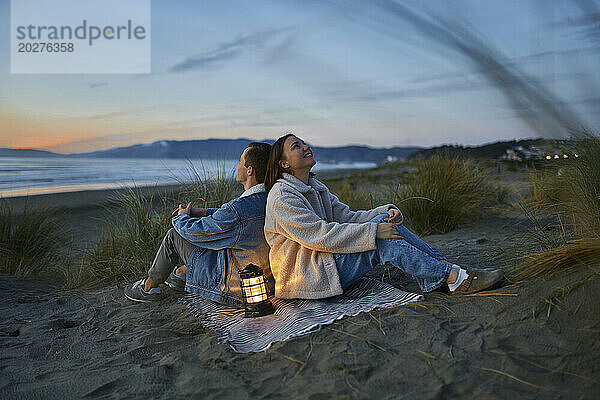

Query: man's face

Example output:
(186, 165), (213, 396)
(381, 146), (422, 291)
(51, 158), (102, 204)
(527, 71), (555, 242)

(236, 147), (251, 184)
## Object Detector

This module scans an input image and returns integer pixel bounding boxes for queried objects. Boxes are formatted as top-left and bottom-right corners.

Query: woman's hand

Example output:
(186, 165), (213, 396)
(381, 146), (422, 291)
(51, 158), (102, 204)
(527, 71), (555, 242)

(376, 223), (404, 240)
(384, 208), (403, 224)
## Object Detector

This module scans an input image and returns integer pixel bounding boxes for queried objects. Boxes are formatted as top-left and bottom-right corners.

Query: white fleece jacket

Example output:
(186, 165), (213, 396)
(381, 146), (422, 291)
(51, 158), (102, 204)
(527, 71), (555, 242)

(264, 173), (398, 299)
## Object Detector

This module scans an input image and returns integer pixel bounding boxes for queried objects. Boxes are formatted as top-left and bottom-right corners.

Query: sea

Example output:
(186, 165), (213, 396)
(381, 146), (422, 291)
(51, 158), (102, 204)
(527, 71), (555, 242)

(0, 157), (376, 198)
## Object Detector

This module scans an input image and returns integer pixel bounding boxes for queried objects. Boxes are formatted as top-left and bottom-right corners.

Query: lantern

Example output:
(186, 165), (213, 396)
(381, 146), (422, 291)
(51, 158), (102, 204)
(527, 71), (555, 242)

(240, 264), (274, 318)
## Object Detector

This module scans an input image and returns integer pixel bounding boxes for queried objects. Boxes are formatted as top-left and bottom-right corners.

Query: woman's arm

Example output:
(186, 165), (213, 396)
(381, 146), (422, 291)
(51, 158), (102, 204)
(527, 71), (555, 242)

(329, 192), (401, 224)
(269, 193), (379, 254)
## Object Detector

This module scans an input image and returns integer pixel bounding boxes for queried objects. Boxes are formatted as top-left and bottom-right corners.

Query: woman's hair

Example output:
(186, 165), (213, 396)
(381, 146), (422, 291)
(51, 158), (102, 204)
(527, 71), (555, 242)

(264, 133), (296, 192)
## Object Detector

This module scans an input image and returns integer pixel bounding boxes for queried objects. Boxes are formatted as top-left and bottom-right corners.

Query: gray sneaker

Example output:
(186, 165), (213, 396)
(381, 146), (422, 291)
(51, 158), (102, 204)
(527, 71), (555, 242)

(165, 268), (186, 291)
(124, 279), (162, 302)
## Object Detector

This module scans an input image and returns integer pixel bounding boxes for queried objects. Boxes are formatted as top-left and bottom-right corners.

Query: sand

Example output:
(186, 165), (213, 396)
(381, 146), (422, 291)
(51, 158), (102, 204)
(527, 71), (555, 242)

(1, 178), (599, 399)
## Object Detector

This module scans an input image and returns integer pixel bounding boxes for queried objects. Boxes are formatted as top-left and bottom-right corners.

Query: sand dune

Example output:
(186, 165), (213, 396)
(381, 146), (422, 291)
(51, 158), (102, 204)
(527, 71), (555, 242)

(1, 183), (599, 399)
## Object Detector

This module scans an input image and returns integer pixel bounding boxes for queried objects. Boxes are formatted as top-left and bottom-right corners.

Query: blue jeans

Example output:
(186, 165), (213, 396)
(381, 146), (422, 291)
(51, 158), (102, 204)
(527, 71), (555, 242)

(334, 215), (451, 292)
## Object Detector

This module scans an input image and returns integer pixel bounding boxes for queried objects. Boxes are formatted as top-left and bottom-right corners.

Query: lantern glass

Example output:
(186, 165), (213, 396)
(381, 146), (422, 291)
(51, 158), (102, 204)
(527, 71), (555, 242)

(240, 264), (274, 317)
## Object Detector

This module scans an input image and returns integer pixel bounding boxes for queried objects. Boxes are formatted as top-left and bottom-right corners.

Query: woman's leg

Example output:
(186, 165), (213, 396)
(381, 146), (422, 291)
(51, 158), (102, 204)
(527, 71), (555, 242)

(374, 212), (448, 255)
(370, 213), (446, 260)
(334, 215), (451, 293)
(334, 251), (379, 290)
(376, 237), (452, 292)
(394, 224), (445, 261)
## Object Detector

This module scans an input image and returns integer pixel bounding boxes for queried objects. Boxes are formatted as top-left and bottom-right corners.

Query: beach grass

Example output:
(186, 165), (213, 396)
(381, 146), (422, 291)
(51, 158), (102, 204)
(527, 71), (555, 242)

(176, 160), (241, 208)
(72, 186), (174, 287)
(327, 181), (377, 211)
(0, 199), (72, 278)
(384, 156), (503, 236)
(518, 135), (600, 278)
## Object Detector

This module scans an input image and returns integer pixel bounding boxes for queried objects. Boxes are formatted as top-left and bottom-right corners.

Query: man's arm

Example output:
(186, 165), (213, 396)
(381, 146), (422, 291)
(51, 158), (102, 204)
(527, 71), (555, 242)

(171, 205), (218, 218)
(171, 204), (240, 250)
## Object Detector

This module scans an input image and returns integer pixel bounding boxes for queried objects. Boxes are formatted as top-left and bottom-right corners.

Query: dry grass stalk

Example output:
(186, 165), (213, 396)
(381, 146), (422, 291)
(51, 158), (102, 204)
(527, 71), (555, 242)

(481, 367), (570, 393)
(516, 239), (600, 279)
(329, 327), (388, 352)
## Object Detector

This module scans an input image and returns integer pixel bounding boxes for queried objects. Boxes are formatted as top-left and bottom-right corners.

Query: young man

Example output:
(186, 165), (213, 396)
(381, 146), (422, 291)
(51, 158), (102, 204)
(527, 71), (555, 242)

(124, 142), (273, 305)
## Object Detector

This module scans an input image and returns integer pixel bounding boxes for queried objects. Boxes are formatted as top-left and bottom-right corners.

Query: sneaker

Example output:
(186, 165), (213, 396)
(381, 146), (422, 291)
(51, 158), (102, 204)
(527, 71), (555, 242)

(450, 268), (504, 295)
(124, 278), (162, 302)
(165, 267), (186, 291)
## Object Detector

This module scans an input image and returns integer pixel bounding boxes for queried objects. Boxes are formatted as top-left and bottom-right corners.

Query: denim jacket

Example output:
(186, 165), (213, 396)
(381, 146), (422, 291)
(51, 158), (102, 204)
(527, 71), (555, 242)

(171, 184), (274, 306)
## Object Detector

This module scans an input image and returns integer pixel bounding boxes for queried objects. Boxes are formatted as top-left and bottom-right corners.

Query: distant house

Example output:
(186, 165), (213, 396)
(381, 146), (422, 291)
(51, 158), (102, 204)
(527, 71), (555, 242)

(501, 145), (546, 161)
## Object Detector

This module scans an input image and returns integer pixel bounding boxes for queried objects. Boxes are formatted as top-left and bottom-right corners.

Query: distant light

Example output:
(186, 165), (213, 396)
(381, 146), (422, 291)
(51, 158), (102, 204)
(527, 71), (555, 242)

(554, 154), (559, 159)
(574, 154), (579, 157)
(563, 154), (568, 158)
(545, 155), (551, 160)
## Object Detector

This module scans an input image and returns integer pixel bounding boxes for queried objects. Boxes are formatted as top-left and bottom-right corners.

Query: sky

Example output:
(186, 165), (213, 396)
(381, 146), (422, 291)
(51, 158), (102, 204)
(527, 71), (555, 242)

(1, 0), (599, 153)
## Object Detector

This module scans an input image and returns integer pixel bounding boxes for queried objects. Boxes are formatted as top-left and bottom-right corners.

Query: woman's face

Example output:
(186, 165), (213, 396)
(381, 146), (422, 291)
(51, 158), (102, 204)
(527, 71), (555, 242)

(280, 136), (316, 173)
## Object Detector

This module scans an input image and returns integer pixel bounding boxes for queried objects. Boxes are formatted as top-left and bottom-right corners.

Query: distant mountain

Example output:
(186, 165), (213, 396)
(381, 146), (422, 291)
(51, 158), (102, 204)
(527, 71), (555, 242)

(71, 139), (259, 160)
(0, 147), (61, 157)
(310, 145), (421, 163)
(71, 139), (422, 164)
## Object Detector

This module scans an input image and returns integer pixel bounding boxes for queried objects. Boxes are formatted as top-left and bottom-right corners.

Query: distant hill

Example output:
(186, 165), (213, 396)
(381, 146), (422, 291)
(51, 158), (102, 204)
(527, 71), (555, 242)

(7, 137), (564, 163)
(71, 139), (422, 164)
(0, 147), (61, 157)
(72, 139), (259, 160)
(408, 138), (550, 160)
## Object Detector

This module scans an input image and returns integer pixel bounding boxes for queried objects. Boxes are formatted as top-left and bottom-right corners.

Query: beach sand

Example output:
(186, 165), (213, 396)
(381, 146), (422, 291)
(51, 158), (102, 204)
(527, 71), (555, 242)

(1, 176), (599, 399)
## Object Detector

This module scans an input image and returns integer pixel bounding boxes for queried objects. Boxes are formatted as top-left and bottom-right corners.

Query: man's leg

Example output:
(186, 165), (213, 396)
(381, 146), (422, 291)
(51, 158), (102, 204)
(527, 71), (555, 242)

(145, 228), (197, 290)
(124, 228), (196, 302)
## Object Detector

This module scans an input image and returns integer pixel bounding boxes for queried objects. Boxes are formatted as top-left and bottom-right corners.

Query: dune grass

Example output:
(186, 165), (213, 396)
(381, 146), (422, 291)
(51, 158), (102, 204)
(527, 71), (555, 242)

(384, 156), (504, 236)
(69, 186), (174, 287)
(518, 136), (600, 278)
(0, 200), (72, 279)
(327, 181), (378, 211)
(176, 160), (241, 208)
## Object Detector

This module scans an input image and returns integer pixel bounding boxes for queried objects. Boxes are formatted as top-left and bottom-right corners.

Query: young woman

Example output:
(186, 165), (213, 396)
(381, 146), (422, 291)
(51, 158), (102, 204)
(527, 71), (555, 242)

(263, 133), (504, 299)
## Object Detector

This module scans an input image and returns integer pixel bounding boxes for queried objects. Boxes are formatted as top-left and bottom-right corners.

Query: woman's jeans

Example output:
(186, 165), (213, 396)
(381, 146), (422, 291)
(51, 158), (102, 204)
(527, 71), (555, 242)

(334, 215), (451, 292)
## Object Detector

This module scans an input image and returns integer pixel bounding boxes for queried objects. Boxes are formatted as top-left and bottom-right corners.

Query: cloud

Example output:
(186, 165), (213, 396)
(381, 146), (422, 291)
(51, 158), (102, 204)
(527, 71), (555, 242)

(230, 120), (280, 128)
(168, 27), (293, 73)
(348, 80), (482, 102)
(89, 82), (108, 88)
(549, 7), (600, 43)
(87, 111), (131, 120)
(330, 0), (589, 138)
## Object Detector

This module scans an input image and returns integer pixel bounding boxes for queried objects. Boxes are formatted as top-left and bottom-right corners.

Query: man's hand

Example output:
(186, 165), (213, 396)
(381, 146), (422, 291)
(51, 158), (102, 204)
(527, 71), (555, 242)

(171, 203), (208, 218)
(384, 208), (403, 224)
(173, 202), (192, 216)
(376, 222), (403, 240)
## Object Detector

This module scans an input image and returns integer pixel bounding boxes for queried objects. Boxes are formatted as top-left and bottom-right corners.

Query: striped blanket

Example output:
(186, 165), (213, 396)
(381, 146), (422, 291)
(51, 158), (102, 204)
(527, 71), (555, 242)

(179, 278), (423, 353)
